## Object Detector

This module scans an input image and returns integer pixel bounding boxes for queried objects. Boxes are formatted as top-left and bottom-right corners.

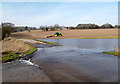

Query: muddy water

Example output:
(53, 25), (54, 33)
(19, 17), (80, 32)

(32, 39), (118, 82)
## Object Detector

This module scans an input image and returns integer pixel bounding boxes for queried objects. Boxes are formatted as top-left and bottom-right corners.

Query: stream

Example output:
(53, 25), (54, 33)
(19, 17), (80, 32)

(2, 39), (119, 82)
(31, 39), (118, 82)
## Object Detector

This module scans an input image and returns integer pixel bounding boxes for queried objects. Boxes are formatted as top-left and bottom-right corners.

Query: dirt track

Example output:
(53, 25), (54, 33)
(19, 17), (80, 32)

(11, 28), (118, 39)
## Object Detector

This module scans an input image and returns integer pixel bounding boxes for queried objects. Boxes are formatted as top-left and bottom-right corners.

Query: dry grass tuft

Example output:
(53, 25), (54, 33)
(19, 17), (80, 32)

(115, 47), (120, 53)
(2, 37), (31, 54)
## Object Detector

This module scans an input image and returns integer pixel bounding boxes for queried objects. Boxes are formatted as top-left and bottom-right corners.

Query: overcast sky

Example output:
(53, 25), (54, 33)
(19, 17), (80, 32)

(2, 2), (118, 27)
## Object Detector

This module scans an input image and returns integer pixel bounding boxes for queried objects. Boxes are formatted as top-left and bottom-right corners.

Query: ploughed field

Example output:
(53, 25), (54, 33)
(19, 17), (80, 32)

(11, 28), (118, 39)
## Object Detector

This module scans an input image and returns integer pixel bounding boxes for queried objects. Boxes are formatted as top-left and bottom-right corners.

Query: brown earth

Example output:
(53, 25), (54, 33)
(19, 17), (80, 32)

(10, 28), (118, 39)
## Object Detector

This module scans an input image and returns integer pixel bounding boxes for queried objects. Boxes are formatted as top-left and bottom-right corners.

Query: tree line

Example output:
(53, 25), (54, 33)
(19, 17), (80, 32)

(39, 24), (63, 31)
(39, 23), (119, 31)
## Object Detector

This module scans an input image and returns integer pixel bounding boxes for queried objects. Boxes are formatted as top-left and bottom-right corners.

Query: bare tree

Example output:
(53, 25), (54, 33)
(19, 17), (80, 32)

(2, 22), (15, 40)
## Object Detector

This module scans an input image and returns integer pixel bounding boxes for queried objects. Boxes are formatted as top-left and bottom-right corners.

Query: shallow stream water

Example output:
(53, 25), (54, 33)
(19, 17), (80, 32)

(32, 39), (118, 82)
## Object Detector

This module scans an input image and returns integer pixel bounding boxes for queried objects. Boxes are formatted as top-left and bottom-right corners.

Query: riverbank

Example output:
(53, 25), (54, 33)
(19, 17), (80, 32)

(10, 28), (118, 39)
(103, 47), (120, 56)
(2, 38), (58, 82)
(1, 38), (38, 63)
(1, 37), (60, 63)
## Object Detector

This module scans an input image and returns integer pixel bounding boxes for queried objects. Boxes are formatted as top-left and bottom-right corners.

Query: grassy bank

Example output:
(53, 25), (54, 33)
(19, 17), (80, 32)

(79, 36), (118, 39)
(1, 38), (37, 63)
(103, 51), (120, 56)
(34, 39), (61, 46)
(103, 47), (120, 56)
(1, 38), (60, 63)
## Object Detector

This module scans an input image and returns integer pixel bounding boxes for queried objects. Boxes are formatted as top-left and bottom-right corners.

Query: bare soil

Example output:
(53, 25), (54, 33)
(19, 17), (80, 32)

(10, 28), (118, 39)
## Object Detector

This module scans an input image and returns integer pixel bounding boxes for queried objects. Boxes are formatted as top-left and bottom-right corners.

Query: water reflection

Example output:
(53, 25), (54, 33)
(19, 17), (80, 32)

(38, 39), (118, 52)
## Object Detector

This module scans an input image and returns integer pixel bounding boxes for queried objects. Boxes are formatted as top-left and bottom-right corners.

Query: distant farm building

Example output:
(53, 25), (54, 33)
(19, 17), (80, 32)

(76, 24), (98, 29)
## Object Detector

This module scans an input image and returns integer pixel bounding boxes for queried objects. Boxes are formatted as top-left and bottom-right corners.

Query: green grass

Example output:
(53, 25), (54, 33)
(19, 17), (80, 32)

(78, 36), (118, 39)
(1, 44), (37, 63)
(25, 45), (38, 55)
(1, 52), (18, 61)
(34, 39), (61, 46)
(47, 36), (118, 39)
(103, 51), (120, 56)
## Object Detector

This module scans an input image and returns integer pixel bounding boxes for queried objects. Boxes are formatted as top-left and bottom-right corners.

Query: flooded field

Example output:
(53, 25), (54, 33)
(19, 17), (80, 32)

(38, 39), (118, 52)
(32, 39), (118, 82)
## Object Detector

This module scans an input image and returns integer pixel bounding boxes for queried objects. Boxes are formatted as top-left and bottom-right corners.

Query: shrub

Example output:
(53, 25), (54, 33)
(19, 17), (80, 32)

(2, 23), (15, 40)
